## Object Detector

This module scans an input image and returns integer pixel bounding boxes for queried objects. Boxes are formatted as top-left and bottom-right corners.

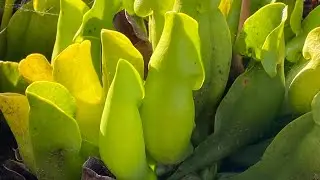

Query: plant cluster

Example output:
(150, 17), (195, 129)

(0, 0), (320, 180)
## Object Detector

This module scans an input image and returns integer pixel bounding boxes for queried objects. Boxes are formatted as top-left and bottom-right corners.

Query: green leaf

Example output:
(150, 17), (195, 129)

(134, 0), (175, 17)
(169, 66), (285, 180)
(250, 0), (274, 15)
(289, 0), (303, 35)
(133, 0), (152, 17)
(0, 28), (6, 59)
(19, 54), (53, 84)
(229, 92), (320, 180)
(229, 112), (315, 180)
(200, 164), (218, 180)
(289, 66), (320, 114)
(52, 0), (89, 60)
(225, 138), (273, 169)
(134, 0), (176, 48)
(33, 0), (60, 14)
(0, 0), (14, 58)
(285, 57), (308, 90)
(4, 2), (58, 61)
(282, 58), (308, 114)
(270, 0), (301, 41)
(174, 0), (232, 142)
(235, 3), (287, 77)
(26, 81), (82, 180)
(0, 61), (27, 93)
(123, 0), (135, 15)
(300, 6), (320, 34)
(225, 0), (243, 44)
(82, 0), (93, 7)
(260, 12), (287, 77)
(286, 5), (320, 62)
(0, 93), (35, 172)
(100, 59), (155, 180)
(235, 3), (286, 58)
(101, 29), (144, 96)
(312, 92), (320, 125)
(53, 40), (103, 147)
(73, 0), (122, 78)
(148, 12), (205, 90)
(302, 27), (320, 60)
(289, 27), (320, 114)
(140, 12), (204, 164)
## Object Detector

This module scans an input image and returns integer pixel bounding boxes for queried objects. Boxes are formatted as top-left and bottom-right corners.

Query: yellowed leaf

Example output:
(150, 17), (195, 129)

(101, 29), (144, 95)
(52, 40), (103, 147)
(0, 93), (35, 172)
(219, 0), (232, 17)
(19, 54), (53, 83)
